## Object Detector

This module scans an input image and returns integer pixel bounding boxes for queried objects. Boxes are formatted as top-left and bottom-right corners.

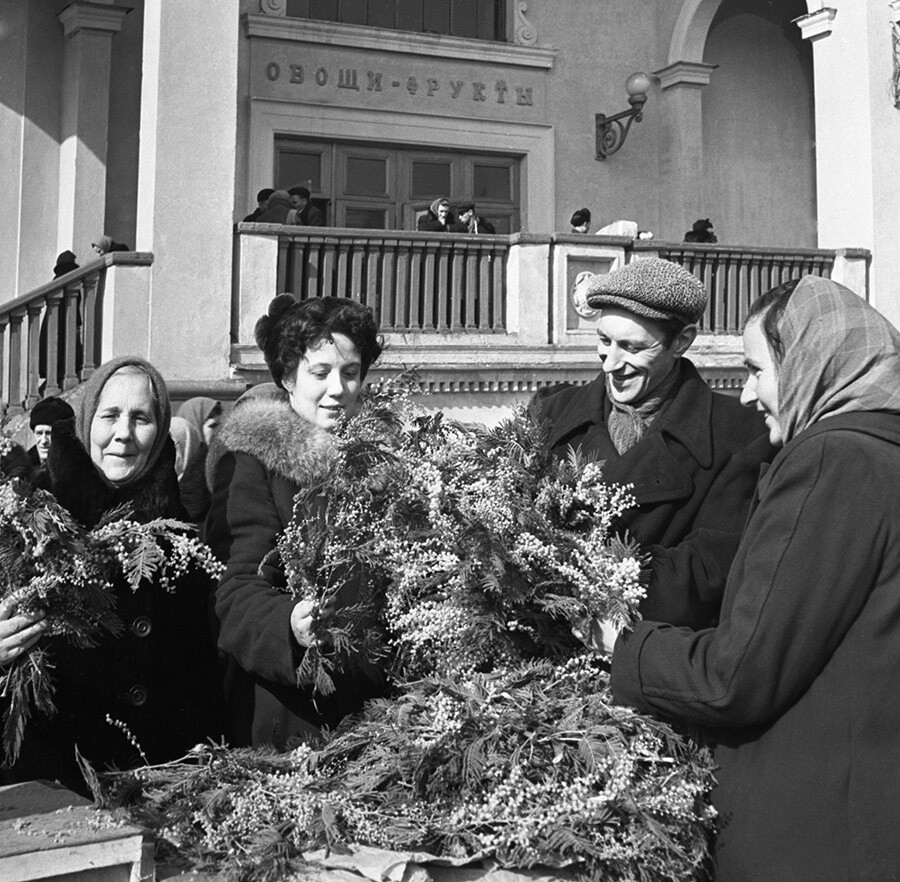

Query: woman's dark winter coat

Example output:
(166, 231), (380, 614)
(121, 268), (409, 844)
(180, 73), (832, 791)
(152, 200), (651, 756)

(204, 397), (386, 749)
(533, 359), (772, 626)
(612, 412), (900, 881)
(5, 421), (222, 793)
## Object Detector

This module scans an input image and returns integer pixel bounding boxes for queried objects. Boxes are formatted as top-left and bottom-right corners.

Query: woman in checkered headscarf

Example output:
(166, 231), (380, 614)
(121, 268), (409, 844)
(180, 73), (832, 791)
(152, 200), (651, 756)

(609, 275), (900, 881)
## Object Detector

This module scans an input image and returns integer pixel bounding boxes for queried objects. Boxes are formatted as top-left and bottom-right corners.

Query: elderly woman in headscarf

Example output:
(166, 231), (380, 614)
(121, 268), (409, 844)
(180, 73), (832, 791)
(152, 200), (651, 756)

(176, 397), (222, 523)
(1, 356), (221, 791)
(606, 275), (900, 881)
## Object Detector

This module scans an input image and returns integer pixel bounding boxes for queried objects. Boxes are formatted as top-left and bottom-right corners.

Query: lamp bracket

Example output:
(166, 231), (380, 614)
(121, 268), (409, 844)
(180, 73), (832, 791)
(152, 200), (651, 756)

(595, 95), (647, 160)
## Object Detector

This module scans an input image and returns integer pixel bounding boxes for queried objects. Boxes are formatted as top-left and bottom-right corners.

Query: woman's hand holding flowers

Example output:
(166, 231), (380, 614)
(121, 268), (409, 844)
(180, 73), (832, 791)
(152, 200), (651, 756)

(290, 596), (337, 649)
(0, 598), (47, 666)
(573, 616), (622, 657)
(598, 619), (621, 656)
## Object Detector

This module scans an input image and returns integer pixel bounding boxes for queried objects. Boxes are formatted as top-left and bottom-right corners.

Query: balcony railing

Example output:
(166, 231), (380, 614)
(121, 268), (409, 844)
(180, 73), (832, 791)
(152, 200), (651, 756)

(276, 228), (509, 333)
(646, 242), (851, 333)
(0, 253), (153, 415)
(239, 225), (870, 344)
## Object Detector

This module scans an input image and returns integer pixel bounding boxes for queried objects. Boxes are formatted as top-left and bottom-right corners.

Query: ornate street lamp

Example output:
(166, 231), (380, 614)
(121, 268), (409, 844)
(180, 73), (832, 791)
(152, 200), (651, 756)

(595, 72), (652, 160)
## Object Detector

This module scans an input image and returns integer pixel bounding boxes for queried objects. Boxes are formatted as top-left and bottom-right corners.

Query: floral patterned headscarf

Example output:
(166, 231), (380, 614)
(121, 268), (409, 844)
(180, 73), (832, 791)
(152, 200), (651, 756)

(776, 275), (900, 443)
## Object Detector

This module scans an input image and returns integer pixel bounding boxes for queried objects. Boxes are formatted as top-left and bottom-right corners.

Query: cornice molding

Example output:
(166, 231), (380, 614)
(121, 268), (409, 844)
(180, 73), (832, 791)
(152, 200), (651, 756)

(653, 61), (717, 90)
(58, 1), (131, 37)
(793, 8), (837, 42)
(244, 14), (556, 69)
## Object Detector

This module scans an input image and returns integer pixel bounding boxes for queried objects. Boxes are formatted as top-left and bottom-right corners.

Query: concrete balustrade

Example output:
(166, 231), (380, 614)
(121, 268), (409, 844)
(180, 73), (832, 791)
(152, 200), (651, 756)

(0, 252), (152, 416)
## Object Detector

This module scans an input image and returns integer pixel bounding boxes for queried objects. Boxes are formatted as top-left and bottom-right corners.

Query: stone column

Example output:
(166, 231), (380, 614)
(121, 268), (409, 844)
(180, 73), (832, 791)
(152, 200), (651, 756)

(56, 1), (130, 259)
(797, 1), (900, 324)
(652, 62), (717, 242)
(135, 0), (240, 381)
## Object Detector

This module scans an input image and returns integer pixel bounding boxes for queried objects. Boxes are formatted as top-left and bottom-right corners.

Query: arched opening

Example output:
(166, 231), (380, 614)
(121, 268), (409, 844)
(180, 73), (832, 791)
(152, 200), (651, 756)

(701, 0), (815, 247)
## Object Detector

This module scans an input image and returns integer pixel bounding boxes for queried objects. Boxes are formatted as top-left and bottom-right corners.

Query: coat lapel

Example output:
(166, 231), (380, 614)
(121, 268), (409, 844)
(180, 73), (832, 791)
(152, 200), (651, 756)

(602, 429), (695, 504)
(544, 378), (606, 452)
(565, 360), (715, 506)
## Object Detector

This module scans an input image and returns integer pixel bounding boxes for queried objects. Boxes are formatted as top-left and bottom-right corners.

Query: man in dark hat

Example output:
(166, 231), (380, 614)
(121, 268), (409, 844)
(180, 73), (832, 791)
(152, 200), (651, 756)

(287, 186), (325, 226)
(28, 396), (76, 489)
(533, 257), (773, 626)
(243, 188), (275, 222)
(451, 202), (496, 234)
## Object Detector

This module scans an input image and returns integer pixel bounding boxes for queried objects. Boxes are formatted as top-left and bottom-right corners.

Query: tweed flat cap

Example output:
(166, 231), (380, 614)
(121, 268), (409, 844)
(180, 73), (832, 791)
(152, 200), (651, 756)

(585, 257), (707, 324)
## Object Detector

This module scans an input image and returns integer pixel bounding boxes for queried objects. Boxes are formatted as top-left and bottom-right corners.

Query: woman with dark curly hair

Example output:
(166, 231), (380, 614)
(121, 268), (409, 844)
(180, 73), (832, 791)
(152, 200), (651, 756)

(205, 295), (386, 748)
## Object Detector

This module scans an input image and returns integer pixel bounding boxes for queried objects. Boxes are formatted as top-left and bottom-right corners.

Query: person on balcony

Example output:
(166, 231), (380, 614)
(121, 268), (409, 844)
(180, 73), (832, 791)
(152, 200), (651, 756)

(417, 197), (456, 232)
(91, 235), (129, 255)
(52, 251), (79, 279)
(451, 202), (496, 234)
(569, 208), (591, 233)
(243, 188), (274, 223)
(532, 258), (772, 627)
(205, 295), (387, 749)
(286, 186), (325, 227)
(606, 275), (900, 880)
(683, 218), (718, 243)
(254, 189), (292, 224)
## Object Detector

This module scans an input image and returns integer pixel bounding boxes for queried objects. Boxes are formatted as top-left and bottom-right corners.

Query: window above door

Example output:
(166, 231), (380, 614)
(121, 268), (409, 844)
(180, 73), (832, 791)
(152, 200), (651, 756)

(285, 0), (507, 42)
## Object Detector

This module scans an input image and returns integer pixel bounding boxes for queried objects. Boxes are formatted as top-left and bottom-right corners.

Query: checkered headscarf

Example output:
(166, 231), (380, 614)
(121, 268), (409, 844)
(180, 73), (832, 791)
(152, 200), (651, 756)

(777, 275), (900, 443)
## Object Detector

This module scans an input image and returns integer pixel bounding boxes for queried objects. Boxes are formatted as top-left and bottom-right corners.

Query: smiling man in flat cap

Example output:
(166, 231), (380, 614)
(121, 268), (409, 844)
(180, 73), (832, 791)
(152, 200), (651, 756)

(534, 257), (773, 626)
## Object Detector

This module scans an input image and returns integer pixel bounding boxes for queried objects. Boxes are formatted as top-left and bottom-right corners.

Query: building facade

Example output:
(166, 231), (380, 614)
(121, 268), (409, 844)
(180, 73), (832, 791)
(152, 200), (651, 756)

(0, 0), (896, 417)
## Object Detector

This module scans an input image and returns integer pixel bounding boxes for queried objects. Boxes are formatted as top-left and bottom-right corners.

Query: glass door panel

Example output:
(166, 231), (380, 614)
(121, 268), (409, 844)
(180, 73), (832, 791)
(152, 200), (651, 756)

(341, 205), (392, 229)
(473, 163), (512, 201)
(345, 155), (389, 197)
(276, 149), (323, 192)
(411, 160), (452, 199)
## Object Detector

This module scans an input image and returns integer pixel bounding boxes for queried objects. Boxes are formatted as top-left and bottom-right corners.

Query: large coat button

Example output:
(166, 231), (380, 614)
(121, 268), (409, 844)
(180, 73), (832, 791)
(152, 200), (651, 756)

(128, 685), (148, 706)
(131, 616), (152, 638)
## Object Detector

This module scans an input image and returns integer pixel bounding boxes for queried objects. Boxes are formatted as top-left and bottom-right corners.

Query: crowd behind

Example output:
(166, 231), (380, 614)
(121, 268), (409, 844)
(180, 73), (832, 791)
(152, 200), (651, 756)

(1, 255), (899, 880)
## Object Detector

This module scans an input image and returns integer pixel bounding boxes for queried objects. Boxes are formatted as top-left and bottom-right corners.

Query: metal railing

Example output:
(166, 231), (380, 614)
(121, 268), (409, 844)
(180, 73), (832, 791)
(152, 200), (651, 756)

(648, 243), (839, 333)
(276, 228), (509, 333)
(0, 253), (151, 414)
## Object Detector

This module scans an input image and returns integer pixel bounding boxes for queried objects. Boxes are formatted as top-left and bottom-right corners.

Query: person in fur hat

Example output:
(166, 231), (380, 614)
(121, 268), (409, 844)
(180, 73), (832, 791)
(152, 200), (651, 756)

(1, 356), (222, 792)
(205, 295), (388, 749)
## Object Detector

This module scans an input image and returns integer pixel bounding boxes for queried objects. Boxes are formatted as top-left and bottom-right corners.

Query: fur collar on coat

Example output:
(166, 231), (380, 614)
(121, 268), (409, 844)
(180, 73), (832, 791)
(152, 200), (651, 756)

(213, 397), (337, 489)
(48, 418), (185, 529)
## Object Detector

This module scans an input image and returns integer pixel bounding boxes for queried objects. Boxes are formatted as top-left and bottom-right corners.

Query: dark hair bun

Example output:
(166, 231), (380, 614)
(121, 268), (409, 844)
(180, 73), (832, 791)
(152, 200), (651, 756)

(255, 294), (383, 390)
(254, 293), (298, 351)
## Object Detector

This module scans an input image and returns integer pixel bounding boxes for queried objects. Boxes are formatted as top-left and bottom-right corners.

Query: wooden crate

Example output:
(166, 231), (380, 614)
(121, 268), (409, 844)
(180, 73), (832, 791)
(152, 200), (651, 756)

(0, 781), (151, 882)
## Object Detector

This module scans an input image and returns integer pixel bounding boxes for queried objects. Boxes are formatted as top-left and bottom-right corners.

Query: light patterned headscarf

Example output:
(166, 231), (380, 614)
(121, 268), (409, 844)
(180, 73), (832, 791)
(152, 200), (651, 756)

(75, 355), (172, 485)
(776, 275), (900, 443)
(169, 416), (202, 480)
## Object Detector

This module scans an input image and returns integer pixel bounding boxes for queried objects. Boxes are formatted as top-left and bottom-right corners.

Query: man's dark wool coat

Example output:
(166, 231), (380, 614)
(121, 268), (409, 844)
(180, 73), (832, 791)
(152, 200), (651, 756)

(533, 359), (772, 626)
